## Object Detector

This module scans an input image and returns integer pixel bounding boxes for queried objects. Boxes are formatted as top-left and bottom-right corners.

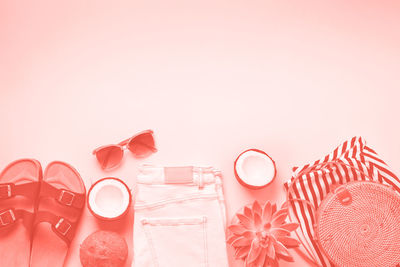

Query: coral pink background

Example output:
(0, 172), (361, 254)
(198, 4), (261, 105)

(1, 1), (400, 266)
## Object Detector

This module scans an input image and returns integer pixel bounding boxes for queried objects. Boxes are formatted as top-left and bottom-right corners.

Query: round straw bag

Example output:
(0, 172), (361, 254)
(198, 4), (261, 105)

(315, 181), (400, 267)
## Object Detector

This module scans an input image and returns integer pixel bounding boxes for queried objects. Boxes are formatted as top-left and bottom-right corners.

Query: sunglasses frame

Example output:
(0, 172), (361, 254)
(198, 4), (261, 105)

(92, 130), (157, 169)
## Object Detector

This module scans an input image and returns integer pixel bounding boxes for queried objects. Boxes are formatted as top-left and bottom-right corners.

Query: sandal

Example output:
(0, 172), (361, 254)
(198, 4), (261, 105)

(0, 159), (42, 267)
(30, 161), (86, 267)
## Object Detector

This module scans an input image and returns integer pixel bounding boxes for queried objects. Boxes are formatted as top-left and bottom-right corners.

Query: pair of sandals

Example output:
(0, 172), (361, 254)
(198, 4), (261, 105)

(0, 159), (86, 267)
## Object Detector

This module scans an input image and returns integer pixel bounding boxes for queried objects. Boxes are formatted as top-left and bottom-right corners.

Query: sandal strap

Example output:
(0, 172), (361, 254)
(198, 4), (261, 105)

(0, 182), (39, 200)
(0, 208), (34, 229)
(39, 182), (85, 209)
(34, 211), (76, 245)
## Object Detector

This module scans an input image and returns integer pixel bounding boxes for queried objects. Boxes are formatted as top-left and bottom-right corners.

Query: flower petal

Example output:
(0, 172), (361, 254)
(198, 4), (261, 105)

(244, 206), (253, 219)
(226, 234), (239, 244)
(271, 212), (288, 227)
(274, 240), (291, 258)
(246, 239), (262, 263)
(277, 252), (295, 262)
(231, 236), (253, 247)
(262, 202), (272, 222)
(272, 208), (288, 220)
(228, 224), (247, 235)
(235, 246), (251, 259)
(237, 213), (254, 229)
(271, 203), (277, 215)
(264, 257), (280, 267)
(277, 236), (300, 248)
(253, 212), (262, 229)
(270, 228), (290, 237)
(242, 230), (256, 240)
(253, 247), (267, 267)
(252, 201), (262, 216)
(266, 239), (276, 260)
(279, 222), (299, 232)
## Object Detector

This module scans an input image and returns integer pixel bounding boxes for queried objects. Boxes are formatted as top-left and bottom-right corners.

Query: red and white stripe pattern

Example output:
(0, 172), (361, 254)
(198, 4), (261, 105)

(284, 136), (400, 267)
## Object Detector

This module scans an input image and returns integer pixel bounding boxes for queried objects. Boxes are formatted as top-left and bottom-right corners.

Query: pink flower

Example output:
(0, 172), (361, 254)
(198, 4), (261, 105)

(227, 201), (300, 267)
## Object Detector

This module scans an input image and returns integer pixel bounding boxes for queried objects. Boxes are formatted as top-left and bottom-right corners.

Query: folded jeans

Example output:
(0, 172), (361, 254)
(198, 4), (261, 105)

(132, 165), (229, 267)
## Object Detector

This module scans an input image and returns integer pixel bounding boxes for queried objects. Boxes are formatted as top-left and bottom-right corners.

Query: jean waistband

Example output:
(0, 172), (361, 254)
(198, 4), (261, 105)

(137, 165), (222, 187)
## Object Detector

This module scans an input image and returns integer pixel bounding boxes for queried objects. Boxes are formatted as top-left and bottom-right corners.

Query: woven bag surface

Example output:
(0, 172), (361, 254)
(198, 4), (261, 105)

(316, 181), (400, 267)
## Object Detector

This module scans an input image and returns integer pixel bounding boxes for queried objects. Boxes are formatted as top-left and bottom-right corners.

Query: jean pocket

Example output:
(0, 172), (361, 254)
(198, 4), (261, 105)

(141, 216), (209, 267)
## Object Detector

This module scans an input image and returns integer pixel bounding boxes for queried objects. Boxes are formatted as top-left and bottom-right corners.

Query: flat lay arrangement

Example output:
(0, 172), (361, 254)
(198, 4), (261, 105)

(3, 1), (400, 266)
(1, 133), (399, 267)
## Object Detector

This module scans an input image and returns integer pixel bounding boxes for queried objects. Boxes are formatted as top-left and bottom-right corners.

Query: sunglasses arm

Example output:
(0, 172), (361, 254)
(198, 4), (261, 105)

(118, 138), (131, 146)
(93, 144), (121, 155)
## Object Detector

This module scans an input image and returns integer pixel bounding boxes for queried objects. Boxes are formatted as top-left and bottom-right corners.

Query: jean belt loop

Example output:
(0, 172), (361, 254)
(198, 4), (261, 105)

(198, 168), (204, 189)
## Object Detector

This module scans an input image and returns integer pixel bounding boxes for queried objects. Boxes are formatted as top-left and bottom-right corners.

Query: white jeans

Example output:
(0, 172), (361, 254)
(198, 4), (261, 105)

(132, 165), (229, 267)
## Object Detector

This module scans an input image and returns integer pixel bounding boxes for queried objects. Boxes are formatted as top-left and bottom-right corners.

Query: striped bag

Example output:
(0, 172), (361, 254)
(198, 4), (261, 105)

(284, 136), (400, 267)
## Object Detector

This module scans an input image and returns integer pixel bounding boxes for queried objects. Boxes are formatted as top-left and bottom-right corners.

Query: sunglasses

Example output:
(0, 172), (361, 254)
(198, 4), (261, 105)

(93, 130), (157, 170)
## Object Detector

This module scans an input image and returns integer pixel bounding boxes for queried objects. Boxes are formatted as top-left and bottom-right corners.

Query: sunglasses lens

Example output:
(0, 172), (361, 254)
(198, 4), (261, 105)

(95, 146), (124, 169)
(127, 132), (156, 157)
